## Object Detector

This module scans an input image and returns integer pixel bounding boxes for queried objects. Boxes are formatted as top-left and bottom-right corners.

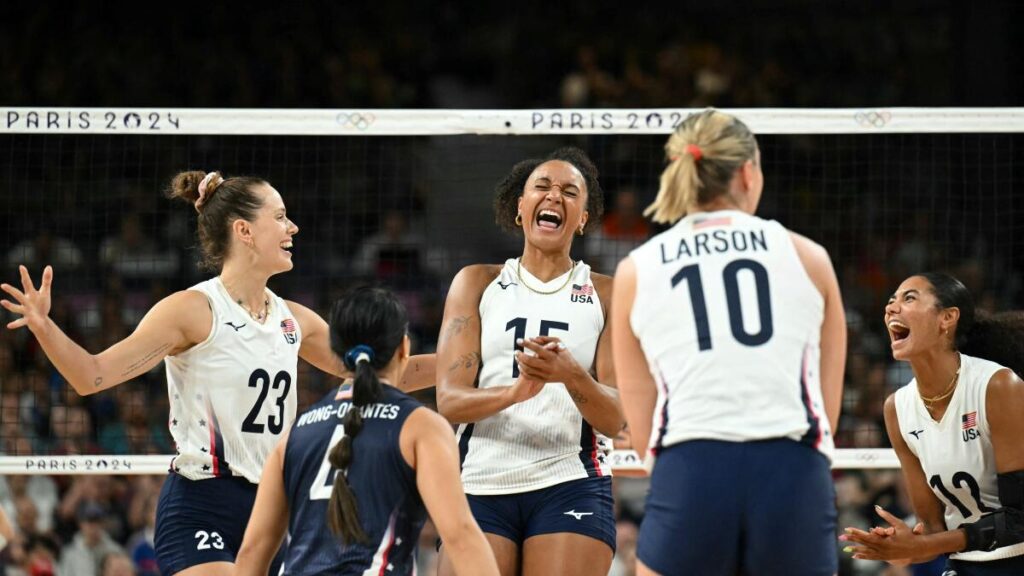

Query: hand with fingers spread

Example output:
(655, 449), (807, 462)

(1, 265), (54, 333)
(515, 336), (586, 385)
(841, 506), (926, 564)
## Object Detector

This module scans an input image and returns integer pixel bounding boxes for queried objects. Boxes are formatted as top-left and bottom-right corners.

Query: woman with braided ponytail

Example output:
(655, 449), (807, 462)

(235, 287), (497, 576)
(2, 171), (436, 575)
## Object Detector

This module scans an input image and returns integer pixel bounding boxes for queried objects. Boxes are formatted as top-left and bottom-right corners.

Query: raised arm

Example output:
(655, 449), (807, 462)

(517, 273), (624, 437)
(235, 433), (290, 576)
(404, 408), (498, 576)
(790, 232), (846, 433)
(436, 265), (542, 423)
(291, 300), (346, 378)
(2, 265), (206, 395)
(610, 257), (658, 462)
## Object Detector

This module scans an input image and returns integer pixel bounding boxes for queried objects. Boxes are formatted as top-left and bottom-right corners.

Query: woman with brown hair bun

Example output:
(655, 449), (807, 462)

(1, 171), (435, 575)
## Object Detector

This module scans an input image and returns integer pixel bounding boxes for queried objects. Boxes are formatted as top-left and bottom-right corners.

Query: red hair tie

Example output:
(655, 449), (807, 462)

(685, 144), (703, 162)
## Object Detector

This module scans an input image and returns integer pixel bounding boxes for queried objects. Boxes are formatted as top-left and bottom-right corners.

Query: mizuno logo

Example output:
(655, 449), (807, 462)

(225, 322), (247, 332)
(909, 430), (924, 439)
(563, 510), (593, 520)
(498, 281), (518, 290)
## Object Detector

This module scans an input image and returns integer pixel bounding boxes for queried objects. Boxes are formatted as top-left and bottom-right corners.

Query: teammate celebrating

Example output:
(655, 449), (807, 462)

(234, 286), (497, 576)
(612, 108), (847, 575)
(1, 171), (433, 575)
(843, 273), (1024, 574)
(436, 147), (623, 576)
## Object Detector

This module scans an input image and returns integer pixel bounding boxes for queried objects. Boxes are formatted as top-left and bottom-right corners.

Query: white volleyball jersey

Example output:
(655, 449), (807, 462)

(895, 354), (1024, 562)
(165, 277), (300, 484)
(456, 258), (612, 495)
(629, 210), (833, 460)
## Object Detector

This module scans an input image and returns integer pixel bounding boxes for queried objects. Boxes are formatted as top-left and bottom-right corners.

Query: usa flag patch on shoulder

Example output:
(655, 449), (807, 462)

(962, 411), (977, 430)
(281, 319), (297, 344)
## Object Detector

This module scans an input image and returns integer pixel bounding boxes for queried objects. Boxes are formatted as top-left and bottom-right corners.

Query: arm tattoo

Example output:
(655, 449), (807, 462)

(568, 388), (589, 405)
(447, 352), (481, 374)
(440, 316), (472, 344)
(120, 343), (173, 378)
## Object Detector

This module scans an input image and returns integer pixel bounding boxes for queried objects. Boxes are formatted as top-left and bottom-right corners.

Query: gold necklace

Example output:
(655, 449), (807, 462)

(237, 297), (271, 323)
(920, 356), (961, 408)
(516, 258), (576, 295)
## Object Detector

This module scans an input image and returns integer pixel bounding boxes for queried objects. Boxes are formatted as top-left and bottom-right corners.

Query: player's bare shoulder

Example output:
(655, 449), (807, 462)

(149, 289), (215, 352)
(448, 264), (503, 303)
(787, 230), (837, 297)
(591, 271), (614, 315)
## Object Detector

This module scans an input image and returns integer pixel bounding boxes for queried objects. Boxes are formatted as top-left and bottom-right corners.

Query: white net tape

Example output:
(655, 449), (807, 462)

(2, 107), (1023, 136)
(3, 105), (1013, 478)
(0, 449), (899, 476)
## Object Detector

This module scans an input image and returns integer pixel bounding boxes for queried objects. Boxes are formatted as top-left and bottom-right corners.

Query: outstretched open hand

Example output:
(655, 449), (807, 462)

(1, 265), (53, 332)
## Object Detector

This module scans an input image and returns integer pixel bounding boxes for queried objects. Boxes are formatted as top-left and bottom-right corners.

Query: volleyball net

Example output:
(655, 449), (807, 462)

(0, 107), (1022, 476)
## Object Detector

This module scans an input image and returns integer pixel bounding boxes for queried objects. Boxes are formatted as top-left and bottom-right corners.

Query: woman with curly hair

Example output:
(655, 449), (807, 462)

(435, 147), (624, 576)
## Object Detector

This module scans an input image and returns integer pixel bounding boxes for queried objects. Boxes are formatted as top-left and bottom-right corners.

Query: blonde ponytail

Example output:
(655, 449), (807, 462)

(645, 108), (758, 224)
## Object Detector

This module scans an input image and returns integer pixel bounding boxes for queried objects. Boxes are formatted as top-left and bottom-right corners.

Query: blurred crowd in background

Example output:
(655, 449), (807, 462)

(1, 2), (1022, 575)
(1, 2), (1019, 110)
(0, 129), (1019, 576)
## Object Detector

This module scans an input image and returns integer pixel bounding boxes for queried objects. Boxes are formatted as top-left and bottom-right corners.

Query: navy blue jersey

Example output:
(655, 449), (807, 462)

(282, 384), (426, 576)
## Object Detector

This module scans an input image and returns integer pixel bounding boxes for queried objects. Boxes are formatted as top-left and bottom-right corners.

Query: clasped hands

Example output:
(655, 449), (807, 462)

(841, 505), (926, 566)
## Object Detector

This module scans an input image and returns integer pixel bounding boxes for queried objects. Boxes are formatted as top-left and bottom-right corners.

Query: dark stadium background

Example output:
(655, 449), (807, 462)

(0, 3), (1021, 576)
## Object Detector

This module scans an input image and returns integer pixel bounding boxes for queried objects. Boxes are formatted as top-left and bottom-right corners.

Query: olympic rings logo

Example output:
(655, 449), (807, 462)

(853, 110), (892, 128)
(335, 112), (377, 131)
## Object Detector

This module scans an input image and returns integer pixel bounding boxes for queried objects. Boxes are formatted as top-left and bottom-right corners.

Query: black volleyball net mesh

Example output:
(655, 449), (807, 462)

(0, 110), (1021, 474)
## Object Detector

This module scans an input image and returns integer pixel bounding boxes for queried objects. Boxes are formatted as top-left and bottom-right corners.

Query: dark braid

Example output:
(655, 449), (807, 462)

(325, 287), (408, 544)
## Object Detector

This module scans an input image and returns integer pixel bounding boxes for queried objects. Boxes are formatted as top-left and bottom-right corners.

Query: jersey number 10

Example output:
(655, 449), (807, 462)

(672, 259), (773, 351)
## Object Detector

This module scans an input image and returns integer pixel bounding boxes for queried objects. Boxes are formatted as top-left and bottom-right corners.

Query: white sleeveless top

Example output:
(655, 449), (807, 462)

(894, 353), (1023, 561)
(456, 258), (612, 495)
(629, 210), (833, 460)
(165, 277), (300, 483)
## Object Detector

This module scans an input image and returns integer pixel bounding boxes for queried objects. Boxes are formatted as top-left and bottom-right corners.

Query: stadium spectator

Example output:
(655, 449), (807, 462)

(59, 502), (124, 576)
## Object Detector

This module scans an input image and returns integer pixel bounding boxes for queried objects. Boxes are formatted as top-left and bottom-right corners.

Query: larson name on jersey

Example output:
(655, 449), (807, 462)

(659, 227), (768, 264)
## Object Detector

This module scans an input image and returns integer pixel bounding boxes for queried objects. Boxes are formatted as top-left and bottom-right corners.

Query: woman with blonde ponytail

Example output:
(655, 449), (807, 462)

(234, 287), (497, 576)
(612, 109), (847, 575)
(2, 171), (437, 576)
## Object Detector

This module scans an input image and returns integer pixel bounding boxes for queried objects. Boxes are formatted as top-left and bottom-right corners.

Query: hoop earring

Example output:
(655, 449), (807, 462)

(515, 213), (523, 227)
